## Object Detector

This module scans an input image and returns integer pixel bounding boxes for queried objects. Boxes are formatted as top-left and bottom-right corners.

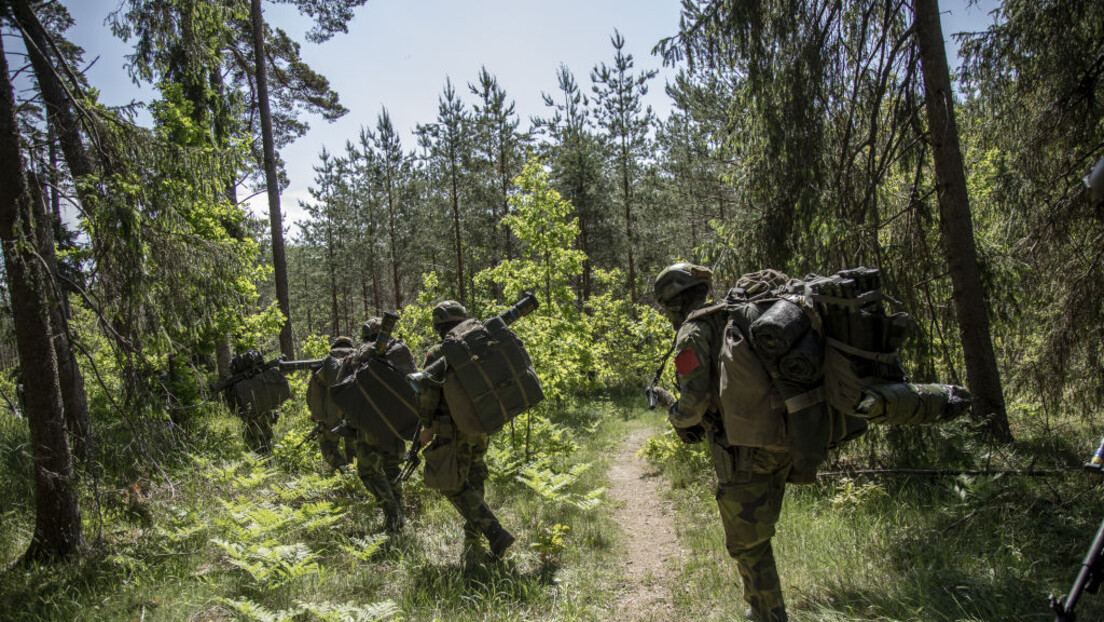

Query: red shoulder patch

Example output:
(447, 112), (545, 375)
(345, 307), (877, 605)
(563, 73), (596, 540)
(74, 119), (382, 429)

(675, 348), (702, 376)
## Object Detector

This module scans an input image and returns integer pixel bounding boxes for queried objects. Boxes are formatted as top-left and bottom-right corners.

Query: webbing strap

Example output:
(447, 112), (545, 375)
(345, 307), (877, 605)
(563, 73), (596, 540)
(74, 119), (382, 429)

(784, 387), (826, 414)
(808, 290), (882, 310)
(367, 360), (417, 413)
(356, 381), (403, 441)
(455, 336), (510, 425)
(825, 337), (900, 363)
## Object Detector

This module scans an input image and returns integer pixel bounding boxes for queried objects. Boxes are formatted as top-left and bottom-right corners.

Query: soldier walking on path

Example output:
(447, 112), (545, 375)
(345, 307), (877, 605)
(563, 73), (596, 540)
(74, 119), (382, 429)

(350, 318), (417, 536)
(305, 336), (356, 470)
(417, 300), (515, 565)
(651, 263), (791, 622)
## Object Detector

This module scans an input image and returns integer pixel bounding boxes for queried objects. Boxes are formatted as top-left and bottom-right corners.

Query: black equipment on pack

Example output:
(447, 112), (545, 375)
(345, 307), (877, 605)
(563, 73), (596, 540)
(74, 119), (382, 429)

(212, 353), (323, 393)
(276, 358), (326, 373)
(212, 351), (320, 415)
(408, 292), (543, 435)
(329, 311), (420, 443)
(1050, 438), (1104, 622)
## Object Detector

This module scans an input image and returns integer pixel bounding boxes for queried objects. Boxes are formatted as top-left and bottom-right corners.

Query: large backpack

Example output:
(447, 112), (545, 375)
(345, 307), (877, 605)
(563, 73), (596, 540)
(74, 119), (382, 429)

(229, 367), (291, 415)
(329, 341), (420, 443)
(692, 268), (969, 482)
(439, 315), (544, 435)
(306, 347), (354, 427)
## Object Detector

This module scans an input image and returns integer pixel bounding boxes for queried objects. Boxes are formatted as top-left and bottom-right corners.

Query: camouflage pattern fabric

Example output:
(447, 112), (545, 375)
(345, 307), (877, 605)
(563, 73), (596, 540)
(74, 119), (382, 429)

(240, 407), (275, 455)
(668, 300), (790, 622)
(307, 346), (355, 469)
(318, 428), (354, 470)
(355, 429), (405, 534)
(435, 429), (495, 548)
(422, 346), (505, 556)
(711, 430), (790, 622)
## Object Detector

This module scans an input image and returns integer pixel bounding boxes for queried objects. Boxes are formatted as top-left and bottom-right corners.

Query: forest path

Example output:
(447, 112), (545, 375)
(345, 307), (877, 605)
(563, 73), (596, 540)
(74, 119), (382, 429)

(604, 425), (685, 621)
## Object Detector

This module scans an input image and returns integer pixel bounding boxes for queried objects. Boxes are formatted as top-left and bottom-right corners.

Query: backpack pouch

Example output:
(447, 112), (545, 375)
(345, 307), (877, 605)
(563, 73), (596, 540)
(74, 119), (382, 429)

(718, 322), (788, 450)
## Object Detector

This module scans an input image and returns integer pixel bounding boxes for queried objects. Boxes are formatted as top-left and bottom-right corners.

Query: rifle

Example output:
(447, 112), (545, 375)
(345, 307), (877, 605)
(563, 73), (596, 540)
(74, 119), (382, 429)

(276, 358), (325, 373)
(408, 291), (539, 392)
(211, 355), (324, 394)
(295, 422), (327, 450)
(646, 340), (677, 410)
(395, 423), (423, 484)
(1049, 438), (1104, 621)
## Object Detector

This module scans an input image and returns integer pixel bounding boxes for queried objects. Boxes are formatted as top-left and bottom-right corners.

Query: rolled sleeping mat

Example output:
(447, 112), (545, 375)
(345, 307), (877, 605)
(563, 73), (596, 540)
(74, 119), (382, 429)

(853, 382), (972, 425)
(750, 298), (810, 360)
(777, 329), (825, 385)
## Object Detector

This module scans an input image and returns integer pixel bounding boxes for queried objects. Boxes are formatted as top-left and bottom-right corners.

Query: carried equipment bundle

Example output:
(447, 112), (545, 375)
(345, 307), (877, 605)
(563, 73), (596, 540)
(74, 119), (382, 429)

(329, 312), (420, 443)
(660, 267), (971, 482)
(412, 292), (544, 435)
(218, 351), (292, 415)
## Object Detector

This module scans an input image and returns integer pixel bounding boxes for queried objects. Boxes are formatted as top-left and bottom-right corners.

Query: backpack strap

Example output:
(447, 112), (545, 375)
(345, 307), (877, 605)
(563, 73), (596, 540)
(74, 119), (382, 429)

(824, 337), (900, 364)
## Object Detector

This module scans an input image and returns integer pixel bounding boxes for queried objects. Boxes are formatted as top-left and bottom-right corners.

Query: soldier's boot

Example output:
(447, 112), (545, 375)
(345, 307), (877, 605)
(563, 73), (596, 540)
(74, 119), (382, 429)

(485, 523), (515, 559)
(382, 501), (404, 536)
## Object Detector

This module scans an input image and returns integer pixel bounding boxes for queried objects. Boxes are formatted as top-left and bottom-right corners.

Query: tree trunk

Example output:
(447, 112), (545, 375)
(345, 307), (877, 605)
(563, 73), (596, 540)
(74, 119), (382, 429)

(13, 0), (93, 460)
(913, 0), (1012, 441)
(451, 170), (466, 305)
(249, 0), (294, 358)
(386, 173), (402, 309)
(11, 0), (94, 181)
(0, 35), (84, 562)
(30, 174), (91, 462)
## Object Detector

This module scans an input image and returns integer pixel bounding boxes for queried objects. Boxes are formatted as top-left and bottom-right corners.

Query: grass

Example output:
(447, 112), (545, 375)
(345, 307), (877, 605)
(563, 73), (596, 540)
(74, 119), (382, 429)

(0, 394), (636, 622)
(4, 391), (1104, 621)
(647, 414), (1104, 622)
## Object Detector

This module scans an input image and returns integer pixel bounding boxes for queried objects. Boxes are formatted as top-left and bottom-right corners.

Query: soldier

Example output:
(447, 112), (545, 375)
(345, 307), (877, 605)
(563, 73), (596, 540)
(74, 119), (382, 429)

(417, 300), (515, 564)
(225, 351), (284, 455)
(305, 336), (357, 470)
(651, 263), (791, 622)
(352, 317), (417, 536)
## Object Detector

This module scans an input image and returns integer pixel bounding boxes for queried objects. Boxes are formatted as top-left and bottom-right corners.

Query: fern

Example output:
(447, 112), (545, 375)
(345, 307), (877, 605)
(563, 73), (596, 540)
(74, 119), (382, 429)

(212, 540), (320, 591)
(217, 598), (300, 622)
(298, 599), (401, 621)
(339, 535), (389, 562)
(516, 463), (605, 510)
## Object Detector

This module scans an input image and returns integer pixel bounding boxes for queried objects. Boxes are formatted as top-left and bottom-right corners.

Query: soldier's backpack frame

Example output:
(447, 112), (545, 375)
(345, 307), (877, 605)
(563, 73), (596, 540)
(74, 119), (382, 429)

(440, 314), (544, 435)
(330, 355), (420, 443)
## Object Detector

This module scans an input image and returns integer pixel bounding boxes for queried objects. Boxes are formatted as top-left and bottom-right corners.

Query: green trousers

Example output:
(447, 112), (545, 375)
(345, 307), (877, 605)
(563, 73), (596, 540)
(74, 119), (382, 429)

(355, 431), (405, 534)
(711, 436), (791, 622)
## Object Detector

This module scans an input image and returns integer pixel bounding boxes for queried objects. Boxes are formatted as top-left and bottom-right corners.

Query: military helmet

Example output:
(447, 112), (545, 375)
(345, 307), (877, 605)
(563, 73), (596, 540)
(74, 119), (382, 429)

(432, 300), (468, 327)
(331, 335), (354, 349)
(654, 263), (714, 305)
(359, 318), (381, 342)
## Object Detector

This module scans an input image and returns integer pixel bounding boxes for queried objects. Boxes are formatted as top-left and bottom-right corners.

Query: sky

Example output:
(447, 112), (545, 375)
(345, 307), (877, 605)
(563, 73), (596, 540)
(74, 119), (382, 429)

(59, 0), (1000, 234)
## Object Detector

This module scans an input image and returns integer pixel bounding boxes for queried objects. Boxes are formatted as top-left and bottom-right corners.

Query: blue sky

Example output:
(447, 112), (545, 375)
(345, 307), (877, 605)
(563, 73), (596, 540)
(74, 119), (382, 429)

(60, 0), (999, 232)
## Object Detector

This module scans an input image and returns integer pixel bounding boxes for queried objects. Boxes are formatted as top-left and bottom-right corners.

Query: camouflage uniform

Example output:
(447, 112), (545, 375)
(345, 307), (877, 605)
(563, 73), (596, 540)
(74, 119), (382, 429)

(306, 340), (356, 469)
(418, 301), (514, 561)
(667, 292), (791, 622)
(239, 405), (275, 454)
(352, 336), (416, 535)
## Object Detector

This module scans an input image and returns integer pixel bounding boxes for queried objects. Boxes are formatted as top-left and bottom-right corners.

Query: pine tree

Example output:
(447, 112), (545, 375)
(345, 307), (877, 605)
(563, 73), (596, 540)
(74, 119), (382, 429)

(591, 31), (657, 304)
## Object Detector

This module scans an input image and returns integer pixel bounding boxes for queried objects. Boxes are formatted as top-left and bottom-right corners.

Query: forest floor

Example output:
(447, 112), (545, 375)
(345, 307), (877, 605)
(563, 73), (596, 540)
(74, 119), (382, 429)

(605, 426), (684, 621)
(4, 395), (1104, 621)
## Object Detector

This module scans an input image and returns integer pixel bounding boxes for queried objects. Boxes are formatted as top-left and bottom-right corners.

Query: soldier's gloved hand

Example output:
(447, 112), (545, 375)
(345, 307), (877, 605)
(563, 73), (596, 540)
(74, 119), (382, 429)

(672, 423), (705, 444)
(650, 387), (676, 410)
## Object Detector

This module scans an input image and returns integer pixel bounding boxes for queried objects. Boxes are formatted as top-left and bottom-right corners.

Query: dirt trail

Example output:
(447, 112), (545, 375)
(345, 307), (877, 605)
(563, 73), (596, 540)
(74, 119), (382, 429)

(605, 427), (685, 621)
